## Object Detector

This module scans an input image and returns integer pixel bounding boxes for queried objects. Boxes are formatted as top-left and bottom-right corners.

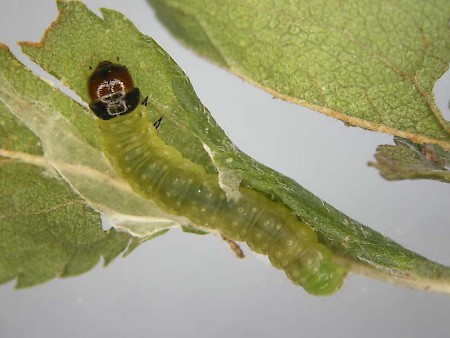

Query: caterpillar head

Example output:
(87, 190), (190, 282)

(87, 61), (140, 120)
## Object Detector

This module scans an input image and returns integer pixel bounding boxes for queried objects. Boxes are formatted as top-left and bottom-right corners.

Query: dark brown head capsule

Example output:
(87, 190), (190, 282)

(87, 61), (140, 120)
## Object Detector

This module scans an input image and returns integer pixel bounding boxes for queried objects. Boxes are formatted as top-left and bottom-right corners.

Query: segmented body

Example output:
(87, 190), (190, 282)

(88, 62), (347, 295)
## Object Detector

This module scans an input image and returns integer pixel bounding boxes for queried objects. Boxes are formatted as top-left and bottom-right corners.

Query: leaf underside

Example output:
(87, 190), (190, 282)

(0, 100), (131, 288)
(0, 1), (449, 293)
(149, 0), (450, 182)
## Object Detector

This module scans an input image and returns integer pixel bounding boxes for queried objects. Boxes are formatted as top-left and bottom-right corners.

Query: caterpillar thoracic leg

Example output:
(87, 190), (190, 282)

(87, 61), (347, 295)
(221, 235), (245, 259)
(153, 116), (163, 130)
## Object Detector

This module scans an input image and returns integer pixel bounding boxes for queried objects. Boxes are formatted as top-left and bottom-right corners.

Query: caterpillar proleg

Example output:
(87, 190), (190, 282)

(87, 61), (347, 295)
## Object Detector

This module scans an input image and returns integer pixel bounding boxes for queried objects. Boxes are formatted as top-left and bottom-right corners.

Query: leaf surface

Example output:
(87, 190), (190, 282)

(150, 0), (450, 146)
(149, 0), (450, 182)
(0, 95), (131, 287)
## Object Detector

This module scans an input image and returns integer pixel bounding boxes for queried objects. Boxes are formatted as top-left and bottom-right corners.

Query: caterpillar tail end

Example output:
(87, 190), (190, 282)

(302, 262), (347, 296)
(286, 244), (348, 296)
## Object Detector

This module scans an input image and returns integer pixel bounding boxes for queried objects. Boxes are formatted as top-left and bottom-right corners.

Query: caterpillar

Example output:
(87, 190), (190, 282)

(87, 61), (347, 295)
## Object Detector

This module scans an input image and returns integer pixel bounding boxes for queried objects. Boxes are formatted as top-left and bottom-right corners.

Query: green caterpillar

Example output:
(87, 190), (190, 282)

(87, 61), (347, 295)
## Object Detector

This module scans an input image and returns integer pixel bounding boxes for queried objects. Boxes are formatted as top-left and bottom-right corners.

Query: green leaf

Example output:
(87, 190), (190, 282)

(0, 6), (190, 286)
(0, 40), (188, 236)
(148, 0), (450, 167)
(369, 137), (450, 182)
(0, 99), (131, 287)
(1, 1), (450, 294)
(181, 226), (209, 235)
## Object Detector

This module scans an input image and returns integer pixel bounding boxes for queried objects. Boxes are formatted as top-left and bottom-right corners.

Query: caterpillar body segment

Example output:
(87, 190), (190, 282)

(87, 61), (347, 295)
(97, 108), (346, 295)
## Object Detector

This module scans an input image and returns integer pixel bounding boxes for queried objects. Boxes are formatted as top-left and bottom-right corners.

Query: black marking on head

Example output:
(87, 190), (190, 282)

(87, 61), (140, 120)
(89, 87), (140, 120)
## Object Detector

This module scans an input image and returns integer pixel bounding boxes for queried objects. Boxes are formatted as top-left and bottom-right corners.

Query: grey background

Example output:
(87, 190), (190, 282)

(1, 1), (449, 337)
